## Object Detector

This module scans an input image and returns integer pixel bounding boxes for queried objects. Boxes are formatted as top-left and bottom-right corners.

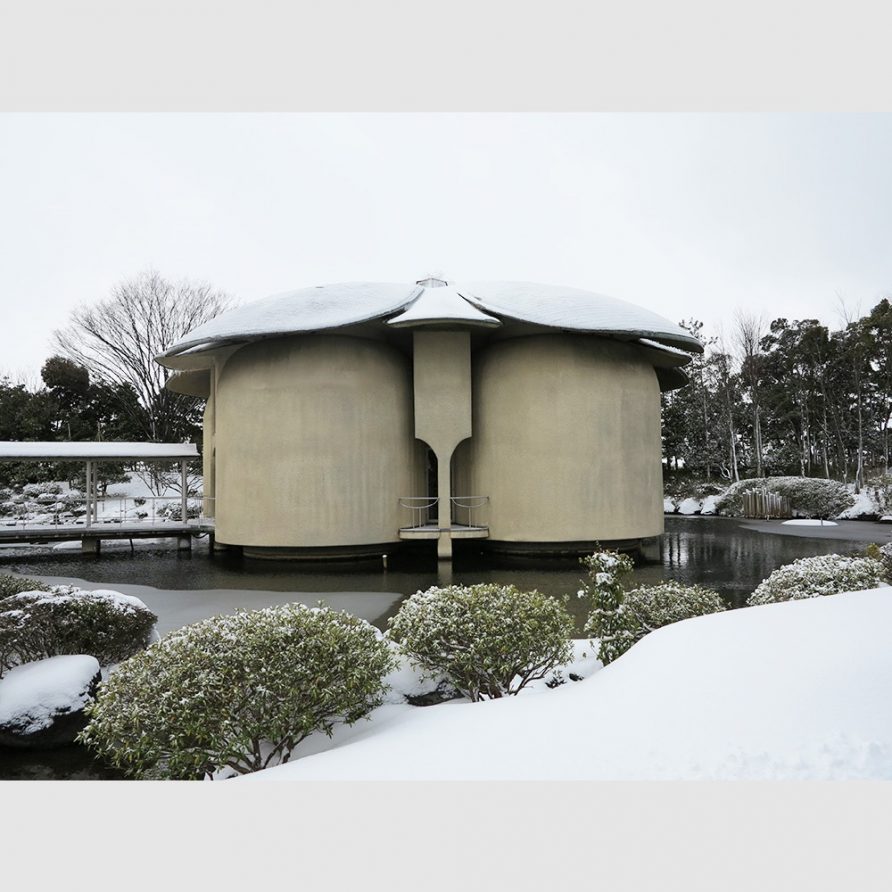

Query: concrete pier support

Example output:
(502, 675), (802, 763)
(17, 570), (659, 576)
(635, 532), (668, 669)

(81, 537), (100, 554)
(177, 534), (192, 551)
(639, 535), (663, 563)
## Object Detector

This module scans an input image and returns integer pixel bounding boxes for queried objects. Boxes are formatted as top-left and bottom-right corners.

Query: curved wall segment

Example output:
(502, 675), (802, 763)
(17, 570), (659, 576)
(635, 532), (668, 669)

(468, 335), (664, 549)
(213, 335), (416, 556)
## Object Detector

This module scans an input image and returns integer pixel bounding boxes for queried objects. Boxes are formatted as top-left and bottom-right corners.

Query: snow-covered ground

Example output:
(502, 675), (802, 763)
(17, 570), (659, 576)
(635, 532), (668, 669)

(244, 588), (892, 781)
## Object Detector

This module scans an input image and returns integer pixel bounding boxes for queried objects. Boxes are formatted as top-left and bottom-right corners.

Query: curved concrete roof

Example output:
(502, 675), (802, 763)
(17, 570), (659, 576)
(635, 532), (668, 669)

(159, 278), (702, 358)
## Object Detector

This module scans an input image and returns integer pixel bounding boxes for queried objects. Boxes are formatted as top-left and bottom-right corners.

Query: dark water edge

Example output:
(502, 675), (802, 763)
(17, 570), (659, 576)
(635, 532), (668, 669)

(0, 515), (882, 781)
(0, 744), (127, 780)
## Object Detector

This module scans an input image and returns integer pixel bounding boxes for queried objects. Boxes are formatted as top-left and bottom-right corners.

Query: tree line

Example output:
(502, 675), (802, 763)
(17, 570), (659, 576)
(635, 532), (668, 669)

(0, 271), (231, 487)
(2, 269), (889, 494)
(662, 299), (892, 492)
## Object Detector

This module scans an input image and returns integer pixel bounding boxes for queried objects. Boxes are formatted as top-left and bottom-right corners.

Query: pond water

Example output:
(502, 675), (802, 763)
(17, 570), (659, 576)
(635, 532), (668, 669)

(1, 515), (885, 780)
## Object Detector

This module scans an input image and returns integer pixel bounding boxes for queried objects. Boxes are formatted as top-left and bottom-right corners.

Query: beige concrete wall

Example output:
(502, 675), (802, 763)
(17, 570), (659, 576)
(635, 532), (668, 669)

(412, 331), (472, 458)
(411, 331), (472, 538)
(468, 335), (664, 543)
(214, 335), (415, 549)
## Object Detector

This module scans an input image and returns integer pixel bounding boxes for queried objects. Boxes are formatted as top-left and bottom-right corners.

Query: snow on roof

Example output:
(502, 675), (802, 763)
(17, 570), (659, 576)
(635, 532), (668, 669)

(159, 282), (421, 358)
(159, 277), (702, 358)
(457, 282), (701, 351)
(636, 337), (694, 358)
(0, 442), (199, 461)
(387, 283), (501, 329)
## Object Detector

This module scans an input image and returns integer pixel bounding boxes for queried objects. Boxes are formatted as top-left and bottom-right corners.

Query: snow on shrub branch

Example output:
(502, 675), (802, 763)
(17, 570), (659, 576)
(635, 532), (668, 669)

(748, 554), (885, 605)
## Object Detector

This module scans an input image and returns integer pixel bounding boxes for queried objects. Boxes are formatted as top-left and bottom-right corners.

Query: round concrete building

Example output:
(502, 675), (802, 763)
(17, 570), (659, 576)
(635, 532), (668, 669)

(157, 278), (700, 561)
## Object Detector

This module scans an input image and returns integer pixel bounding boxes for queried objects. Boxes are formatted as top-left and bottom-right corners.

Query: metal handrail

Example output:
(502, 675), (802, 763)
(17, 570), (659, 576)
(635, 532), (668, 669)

(1, 495), (215, 530)
(398, 495), (489, 530)
(449, 495), (489, 529)
(398, 496), (439, 528)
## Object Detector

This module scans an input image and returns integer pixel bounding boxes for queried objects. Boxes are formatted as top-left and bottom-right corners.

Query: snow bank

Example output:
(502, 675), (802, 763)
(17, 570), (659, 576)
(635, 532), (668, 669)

(246, 588), (892, 781)
(0, 655), (99, 734)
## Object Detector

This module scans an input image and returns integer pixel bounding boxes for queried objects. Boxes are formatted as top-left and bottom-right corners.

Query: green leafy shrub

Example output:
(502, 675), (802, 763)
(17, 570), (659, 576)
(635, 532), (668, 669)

(79, 604), (396, 779)
(0, 586), (157, 676)
(579, 550), (725, 664)
(880, 543), (892, 582)
(594, 582), (726, 659)
(387, 584), (574, 701)
(715, 476), (854, 518)
(747, 554), (885, 606)
(0, 573), (50, 599)
(576, 549), (635, 665)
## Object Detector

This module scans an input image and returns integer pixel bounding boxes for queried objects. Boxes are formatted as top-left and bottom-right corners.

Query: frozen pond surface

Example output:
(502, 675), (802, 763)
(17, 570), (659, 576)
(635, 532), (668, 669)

(2, 515), (889, 780)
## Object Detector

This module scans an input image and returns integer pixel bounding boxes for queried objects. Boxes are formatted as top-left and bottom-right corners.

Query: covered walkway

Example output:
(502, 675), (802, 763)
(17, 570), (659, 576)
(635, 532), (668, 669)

(0, 442), (208, 552)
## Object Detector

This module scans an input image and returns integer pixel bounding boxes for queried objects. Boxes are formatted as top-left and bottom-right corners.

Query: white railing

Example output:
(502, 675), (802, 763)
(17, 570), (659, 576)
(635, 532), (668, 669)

(398, 496), (489, 530)
(398, 496), (439, 529)
(449, 495), (489, 529)
(1, 495), (215, 531)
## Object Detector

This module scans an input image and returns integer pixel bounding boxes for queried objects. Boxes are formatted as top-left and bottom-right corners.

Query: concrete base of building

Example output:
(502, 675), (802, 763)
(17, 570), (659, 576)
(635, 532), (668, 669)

(237, 541), (405, 562)
(476, 537), (660, 560)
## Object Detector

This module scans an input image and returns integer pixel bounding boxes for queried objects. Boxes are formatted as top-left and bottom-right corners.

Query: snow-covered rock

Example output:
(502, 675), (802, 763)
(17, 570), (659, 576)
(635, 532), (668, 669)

(0, 655), (100, 749)
(245, 588), (892, 781)
(700, 495), (720, 515)
(677, 497), (702, 515)
(838, 489), (881, 519)
(662, 497), (677, 514)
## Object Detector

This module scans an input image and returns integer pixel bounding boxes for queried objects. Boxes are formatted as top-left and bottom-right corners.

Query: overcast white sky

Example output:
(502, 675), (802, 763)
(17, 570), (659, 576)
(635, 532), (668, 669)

(1, 113), (891, 379)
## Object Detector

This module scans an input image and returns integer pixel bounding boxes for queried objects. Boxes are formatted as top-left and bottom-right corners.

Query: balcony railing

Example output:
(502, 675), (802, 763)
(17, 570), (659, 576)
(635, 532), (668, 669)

(398, 496), (489, 531)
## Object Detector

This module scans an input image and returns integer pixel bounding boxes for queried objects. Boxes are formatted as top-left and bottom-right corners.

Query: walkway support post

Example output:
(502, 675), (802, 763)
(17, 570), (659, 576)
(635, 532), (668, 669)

(180, 459), (188, 523)
(84, 460), (92, 529)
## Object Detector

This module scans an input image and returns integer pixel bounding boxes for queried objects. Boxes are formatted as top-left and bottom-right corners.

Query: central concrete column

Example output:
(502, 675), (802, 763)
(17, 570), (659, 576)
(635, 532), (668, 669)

(412, 331), (472, 560)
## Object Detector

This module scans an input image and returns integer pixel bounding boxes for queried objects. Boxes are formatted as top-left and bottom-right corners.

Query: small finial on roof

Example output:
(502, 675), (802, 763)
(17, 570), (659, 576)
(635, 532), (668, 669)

(416, 275), (448, 288)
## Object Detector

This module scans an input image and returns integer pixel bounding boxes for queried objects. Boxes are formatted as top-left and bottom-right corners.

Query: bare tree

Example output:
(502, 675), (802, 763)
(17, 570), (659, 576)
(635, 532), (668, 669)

(734, 310), (766, 478)
(54, 270), (234, 442)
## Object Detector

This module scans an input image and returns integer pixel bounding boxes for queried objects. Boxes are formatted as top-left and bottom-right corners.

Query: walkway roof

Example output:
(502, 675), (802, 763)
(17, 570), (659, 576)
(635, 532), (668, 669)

(0, 442), (199, 462)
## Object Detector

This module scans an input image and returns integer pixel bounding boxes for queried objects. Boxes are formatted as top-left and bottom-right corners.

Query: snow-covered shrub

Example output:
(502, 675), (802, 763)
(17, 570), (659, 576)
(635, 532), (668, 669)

(879, 543), (892, 582)
(606, 582), (726, 658)
(0, 573), (50, 599)
(0, 587), (157, 676)
(80, 604), (395, 779)
(155, 498), (201, 521)
(747, 554), (885, 606)
(387, 584), (574, 701)
(22, 482), (63, 498)
(577, 549), (635, 665)
(716, 477), (854, 518)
